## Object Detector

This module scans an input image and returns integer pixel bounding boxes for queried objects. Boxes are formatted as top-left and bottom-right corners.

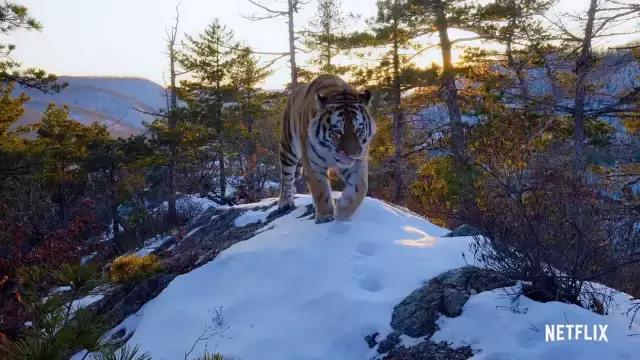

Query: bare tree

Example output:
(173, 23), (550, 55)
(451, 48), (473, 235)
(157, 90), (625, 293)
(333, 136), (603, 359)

(549, 0), (640, 170)
(246, 0), (304, 87)
(165, 2), (181, 224)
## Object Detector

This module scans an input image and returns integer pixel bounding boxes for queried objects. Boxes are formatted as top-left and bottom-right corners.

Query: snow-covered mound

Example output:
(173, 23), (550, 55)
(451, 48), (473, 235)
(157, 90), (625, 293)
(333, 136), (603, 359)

(433, 285), (640, 359)
(15, 76), (166, 137)
(105, 195), (639, 359)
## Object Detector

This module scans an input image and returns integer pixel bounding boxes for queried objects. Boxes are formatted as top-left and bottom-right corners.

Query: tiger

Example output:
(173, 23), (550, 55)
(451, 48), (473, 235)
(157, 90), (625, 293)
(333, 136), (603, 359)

(278, 74), (376, 223)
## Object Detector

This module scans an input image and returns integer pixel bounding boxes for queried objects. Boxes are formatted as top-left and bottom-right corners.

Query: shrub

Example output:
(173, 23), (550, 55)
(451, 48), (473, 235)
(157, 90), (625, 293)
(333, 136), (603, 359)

(109, 254), (162, 283)
(1, 264), (110, 360)
(93, 344), (152, 360)
(408, 156), (479, 226)
(470, 153), (640, 307)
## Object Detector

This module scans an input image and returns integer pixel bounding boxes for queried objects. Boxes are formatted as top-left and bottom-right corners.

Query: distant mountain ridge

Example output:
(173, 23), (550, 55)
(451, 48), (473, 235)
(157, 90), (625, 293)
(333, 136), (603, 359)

(15, 76), (167, 137)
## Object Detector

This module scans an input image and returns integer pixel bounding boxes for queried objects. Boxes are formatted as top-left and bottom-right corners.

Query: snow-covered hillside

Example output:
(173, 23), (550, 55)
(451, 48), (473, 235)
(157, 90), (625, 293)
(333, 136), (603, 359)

(15, 76), (166, 137)
(81, 195), (640, 359)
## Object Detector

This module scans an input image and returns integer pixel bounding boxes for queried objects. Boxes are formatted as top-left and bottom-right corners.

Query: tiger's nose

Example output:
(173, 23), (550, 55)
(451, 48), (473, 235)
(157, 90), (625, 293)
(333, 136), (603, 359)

(346, 149), (364, 159)
(344, 145), (362, 158)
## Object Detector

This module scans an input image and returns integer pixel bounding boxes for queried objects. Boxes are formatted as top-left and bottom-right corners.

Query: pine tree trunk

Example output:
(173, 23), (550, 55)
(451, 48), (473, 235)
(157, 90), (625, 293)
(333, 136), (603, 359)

(290, 0), (307, 194)
(167, 31), (178, 224)
(216, 80), (227, 198)
(434, 0), (464, 163)
(391, 4), (404, 204)
(574, 0), (597, 172)
(506, 38), (529, 108)
(219, 147), (226, 197)
(433, 0), (478, 222)
(208, 37), (227, 200)
(288, 0), (298, 86)
(110, 168), (120, 242)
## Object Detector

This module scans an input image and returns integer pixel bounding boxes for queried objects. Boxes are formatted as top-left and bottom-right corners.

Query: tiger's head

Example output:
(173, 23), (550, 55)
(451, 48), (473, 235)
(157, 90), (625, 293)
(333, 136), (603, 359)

(313, 89), (375, 169)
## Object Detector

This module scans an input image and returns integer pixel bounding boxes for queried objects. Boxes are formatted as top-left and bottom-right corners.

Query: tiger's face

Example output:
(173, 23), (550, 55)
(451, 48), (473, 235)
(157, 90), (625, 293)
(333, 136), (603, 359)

(313, 90), (375, 169)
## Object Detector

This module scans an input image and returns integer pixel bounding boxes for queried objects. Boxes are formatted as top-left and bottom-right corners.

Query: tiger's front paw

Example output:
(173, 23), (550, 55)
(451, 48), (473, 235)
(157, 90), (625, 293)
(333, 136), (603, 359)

(314, 212), (334, 224)
(278, 196), (296, 213)
(335, 206), (354, 221)
(335, 195), (355, 221)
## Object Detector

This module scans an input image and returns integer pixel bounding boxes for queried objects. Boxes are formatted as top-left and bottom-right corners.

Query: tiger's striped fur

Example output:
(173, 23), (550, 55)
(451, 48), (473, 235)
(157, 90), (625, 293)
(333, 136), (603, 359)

(278, 74), (376, 223)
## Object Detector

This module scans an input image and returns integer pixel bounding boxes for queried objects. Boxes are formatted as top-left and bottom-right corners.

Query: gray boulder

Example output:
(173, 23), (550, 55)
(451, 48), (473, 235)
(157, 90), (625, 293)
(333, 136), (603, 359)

(371, 266), (515, 358)
(444, 224), (483, 237)
(391, 266), (514, 338)
(384, 340), (473, 360)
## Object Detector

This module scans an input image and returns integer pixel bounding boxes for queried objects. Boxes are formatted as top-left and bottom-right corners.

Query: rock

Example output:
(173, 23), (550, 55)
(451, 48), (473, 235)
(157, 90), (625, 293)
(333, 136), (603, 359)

(85, 200), (290, 338)
(377, 266), (515, 356)
(442, 288), (469, 317)
(390, 286), (441, 338)
(364, 332), (378, 349)
(165, 201), (280, 274)
(444, 224), (483, 237)
(377, 331), (400, 354)
(86, 273), (176, 331)
(383, 341), (473, 360)
(391, 266), (513, 338)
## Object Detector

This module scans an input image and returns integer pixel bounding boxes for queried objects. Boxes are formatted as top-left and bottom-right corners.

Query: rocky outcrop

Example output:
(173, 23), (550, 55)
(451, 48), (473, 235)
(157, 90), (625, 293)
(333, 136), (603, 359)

(85, 200), (290, 340)
(369, 266), (515, 359)
(443, 224), (483, 237)
(85, 273), (176, 339)
(384, 340), (473, 360)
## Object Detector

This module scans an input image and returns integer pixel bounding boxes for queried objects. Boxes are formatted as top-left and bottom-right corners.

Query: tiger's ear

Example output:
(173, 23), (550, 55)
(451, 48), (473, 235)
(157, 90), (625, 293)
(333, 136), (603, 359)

(359, 90), (371, 106)
(316, 94), (329, 108)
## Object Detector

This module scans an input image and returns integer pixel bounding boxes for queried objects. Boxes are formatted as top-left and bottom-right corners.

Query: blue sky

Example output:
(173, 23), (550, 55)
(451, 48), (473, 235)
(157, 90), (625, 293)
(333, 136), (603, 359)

(8, 0), (639, 89)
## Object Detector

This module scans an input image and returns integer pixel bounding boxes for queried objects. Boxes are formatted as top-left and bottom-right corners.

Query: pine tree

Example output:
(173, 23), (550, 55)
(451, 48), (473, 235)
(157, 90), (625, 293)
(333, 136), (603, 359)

(301, 0), (347, 76)
(227, 47), (276, 201)
(342, 0), (434, 203)
(34, 105), (109, 224)
(407, 0), (479, 164)
(85, 136), (151, 244)
(0, 1), (64, 93)
(179, 20), (238, 198)
(470, 0), (554, 106)
(0, 83), (32, 183)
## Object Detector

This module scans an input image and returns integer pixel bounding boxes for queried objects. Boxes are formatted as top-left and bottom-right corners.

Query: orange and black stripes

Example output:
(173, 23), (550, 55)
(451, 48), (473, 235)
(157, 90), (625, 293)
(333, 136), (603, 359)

(277, 75), (375, 223)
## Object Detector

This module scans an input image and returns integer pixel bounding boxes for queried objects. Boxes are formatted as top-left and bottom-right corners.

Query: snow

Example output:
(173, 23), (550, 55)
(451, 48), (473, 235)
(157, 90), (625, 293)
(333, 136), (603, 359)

(432, 283), (640, 359)
(81, 252), (98, 265)
(264, 180), (280, 190)
(177, 194), (220, 212)
(110, 195), (466, 359)
(233, 207), (274, 227)
(95, 195), (640, 360)
(133, 235), (173, 257)
(233, 197), (277, 209)
(183, 226), (204, 241)
(157, 194), (223, 219)
(50, 285), (71, 295)
(70, 294), (104, 313)
(99, 223), (124, 243)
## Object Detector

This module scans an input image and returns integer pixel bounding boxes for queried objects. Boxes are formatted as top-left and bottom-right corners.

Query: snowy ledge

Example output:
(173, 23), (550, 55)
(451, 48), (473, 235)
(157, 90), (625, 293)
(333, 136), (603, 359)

(75, 195), (640, 360)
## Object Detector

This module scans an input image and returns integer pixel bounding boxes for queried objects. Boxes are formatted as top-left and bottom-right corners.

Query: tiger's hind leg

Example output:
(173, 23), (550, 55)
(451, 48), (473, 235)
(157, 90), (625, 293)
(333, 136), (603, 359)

(293, 162), (307, 193)
(278, 141), (299, 212)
